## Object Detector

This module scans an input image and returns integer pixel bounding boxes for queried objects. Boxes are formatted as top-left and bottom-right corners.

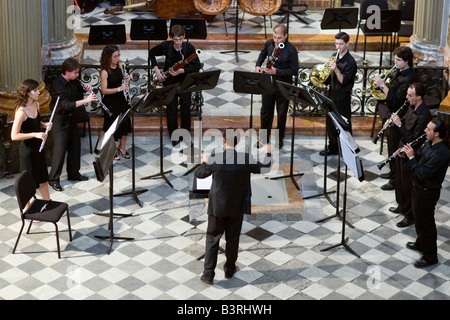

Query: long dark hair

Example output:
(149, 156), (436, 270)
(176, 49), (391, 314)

(100, 45), (120, 75)
(15, 79), (39, 109)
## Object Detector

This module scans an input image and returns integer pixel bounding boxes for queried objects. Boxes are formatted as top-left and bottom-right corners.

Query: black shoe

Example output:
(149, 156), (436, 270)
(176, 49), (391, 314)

(413, 257), (438, 268)
(49, 182), (63, 192)
(381, 182), (395, 191)
(224, 267), (237, 279)
(396, 217), (414, 228)
(68, 174), (88, 181)
(389, 206), (401, 213)
(278, 139), (284, 149)
(200, 275), (213, 285)
(380, 173), (390, 179)
(406, 242), (421, 252)
(319, 149), (338, 156)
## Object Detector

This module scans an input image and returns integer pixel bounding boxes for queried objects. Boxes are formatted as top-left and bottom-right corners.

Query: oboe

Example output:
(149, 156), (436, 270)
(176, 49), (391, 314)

(120, 60), (132, 107)
(39, 96), (59, 153)
(372, 100), (409, 144)
(78, 80), (113, 117)
(377, 133), (426, 170)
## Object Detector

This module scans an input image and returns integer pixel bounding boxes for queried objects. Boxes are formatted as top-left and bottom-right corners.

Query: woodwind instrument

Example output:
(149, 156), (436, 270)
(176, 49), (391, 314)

(78, 80), (113, 116)
(372, 99), (409, 144)
(264, 42), (284, 70)
(39, 96), (59, 153)
(377, 133), (426, 170)
(121, 60), (132, 107)
(151, 49), (201, 88)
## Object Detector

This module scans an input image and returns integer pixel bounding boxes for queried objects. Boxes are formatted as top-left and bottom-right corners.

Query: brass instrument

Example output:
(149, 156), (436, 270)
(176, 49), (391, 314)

(369, 65), (397, 100)
(193, 0), (232, 15)
(264, 42), (284, 70)
(377, 133), (426, 170)
(310, 49), (339, 88)
(151, 49), (201, 88)
(372, 99), (409, 144)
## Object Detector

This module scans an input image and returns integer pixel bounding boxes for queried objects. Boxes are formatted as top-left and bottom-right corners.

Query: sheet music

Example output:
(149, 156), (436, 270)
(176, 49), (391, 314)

(196, 176), (212, 190)
(100, 116), (120, 150)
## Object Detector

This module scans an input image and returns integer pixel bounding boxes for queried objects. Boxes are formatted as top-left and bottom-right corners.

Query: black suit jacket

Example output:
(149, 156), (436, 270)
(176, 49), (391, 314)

(194, 149), (272, 217)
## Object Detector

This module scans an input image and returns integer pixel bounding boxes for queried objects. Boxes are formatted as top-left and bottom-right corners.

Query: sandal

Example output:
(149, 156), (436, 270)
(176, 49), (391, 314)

(114, 152), (120, 161)
(119, 149), (130, 159)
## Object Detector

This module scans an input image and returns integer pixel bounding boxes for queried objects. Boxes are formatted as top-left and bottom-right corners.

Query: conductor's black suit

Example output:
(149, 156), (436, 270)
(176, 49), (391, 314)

(195, 148), (272, 282)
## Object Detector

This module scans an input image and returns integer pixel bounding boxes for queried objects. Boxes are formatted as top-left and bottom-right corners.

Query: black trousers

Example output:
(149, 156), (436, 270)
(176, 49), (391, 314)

(394, 156), (412, 219)
(203, 214), (244, 280)
(260, 90), (288, 143)
(326, 91), (352, 151)
(166, 92), (192, 139)
(48, 116), (81, 183)
(412, 186), (440, 261)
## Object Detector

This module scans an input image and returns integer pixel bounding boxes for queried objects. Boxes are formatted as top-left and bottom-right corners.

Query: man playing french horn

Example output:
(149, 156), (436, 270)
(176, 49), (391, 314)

(374, 46), (415, 191)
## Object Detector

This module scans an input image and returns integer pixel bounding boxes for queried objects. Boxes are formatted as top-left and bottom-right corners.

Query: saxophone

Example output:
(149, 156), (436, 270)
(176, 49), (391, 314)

(310, 49), (339, 88)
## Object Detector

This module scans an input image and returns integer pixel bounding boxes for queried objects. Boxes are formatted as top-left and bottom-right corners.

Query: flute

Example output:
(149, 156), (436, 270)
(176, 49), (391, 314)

(372, 100), (409, 144)
(78, 80), (113, 117)
(39, 96), (59, 153)
(377, 133), (426, 170)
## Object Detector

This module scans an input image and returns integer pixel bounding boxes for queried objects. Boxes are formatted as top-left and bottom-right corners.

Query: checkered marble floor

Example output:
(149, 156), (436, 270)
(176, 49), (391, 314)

(0, 132), (449, 301)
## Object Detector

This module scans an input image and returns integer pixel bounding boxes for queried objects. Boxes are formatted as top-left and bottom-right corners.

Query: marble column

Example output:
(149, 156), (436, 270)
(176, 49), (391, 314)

(0, 0), (50, 121)
(410, 0), (450, 66)
(41, 0), (82, 66)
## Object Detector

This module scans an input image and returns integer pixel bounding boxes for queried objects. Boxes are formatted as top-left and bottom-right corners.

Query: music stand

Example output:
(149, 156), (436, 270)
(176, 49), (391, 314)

(220, 5), (250, 62)
(321, 8), (358, 32)
(140, 83), (179, 187)
(169, 18), (207, 42)
(130, 19), (168, 91)
(88, 24), (126, 45)
(179, 70), (221, 176)
(93, 122), (134, 255)
(233, 71), (274, 129)
(269, 81), (312, 190)
(277, 0), (309, 36)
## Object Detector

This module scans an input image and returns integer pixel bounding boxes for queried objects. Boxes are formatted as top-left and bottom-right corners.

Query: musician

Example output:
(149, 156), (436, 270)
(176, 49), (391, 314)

(149, 25), (201, 147)
(48, 58), (97, 192)
(195, 129), (272, 285)
(402, 119), (449, 268)
(319, 32), (357, 156)
(374, 46), (415, 190)
(255, 24), (299, 149)
(11, 79), (52, 205)
(100, 45), (132, 160)
(389, 82), (431, 228)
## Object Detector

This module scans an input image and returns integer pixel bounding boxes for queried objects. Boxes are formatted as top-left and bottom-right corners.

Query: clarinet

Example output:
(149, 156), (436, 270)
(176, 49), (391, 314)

(121, 60), (132, 107)
(372, 100), (409, 144)
(377, 133), (426, 170)
(78, 80), (113, 117)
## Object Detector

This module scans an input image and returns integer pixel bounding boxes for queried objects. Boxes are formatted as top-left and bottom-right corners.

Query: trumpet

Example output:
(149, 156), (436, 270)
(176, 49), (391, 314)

(377, 133), (426, 170)
(310, 49), (339, 88)
(264, 42), (284, 70)
(78, 80), (113, 117)
(370, 64), (397, 100)
(372, 99), (409, 144)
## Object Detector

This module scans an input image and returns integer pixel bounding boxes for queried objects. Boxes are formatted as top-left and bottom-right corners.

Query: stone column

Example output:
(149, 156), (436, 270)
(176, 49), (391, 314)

(41, 0), (82, 66)
(0, 0), (50, 121)
(410, 0), (450, 66)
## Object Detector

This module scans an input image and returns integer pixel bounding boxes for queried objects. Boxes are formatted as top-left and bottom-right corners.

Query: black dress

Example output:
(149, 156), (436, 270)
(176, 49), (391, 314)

(102, 66), (132, 140)
(19, 112), (49, 189)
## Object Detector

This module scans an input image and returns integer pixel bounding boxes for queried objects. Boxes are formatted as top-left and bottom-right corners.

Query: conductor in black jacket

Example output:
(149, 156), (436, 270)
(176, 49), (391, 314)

(195, 130), (272, 285)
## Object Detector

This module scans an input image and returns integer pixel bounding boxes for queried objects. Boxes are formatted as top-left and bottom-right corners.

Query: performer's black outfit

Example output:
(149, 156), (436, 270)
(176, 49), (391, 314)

(255, 39), (299, 147)
(377, 68), (415, 186)
(195, 149), (272, 283)
(48, 75), (87, 188)
(149, 41), (201, 144)
(394, 102), (431, 226)
(409, 140), (449, 264)
(324, 51), (357, 154)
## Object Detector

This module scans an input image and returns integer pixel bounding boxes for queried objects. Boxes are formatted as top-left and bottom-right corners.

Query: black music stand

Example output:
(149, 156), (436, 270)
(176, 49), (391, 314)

(320, 114), (364, 258)
(278, 0), (309, 36)
(130, 19), (168, 91)
(220, 5), (250, 62)
(233, 71), (273, 129)
(269, 81), (311, 190)
(140, 83), (179, 187)
(88, 24), (126, 45)
(179, 70), (221, 176)
(93, 125), (134, 255)
(170, 18), (207, 42)
(321, 8), (358, 32)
